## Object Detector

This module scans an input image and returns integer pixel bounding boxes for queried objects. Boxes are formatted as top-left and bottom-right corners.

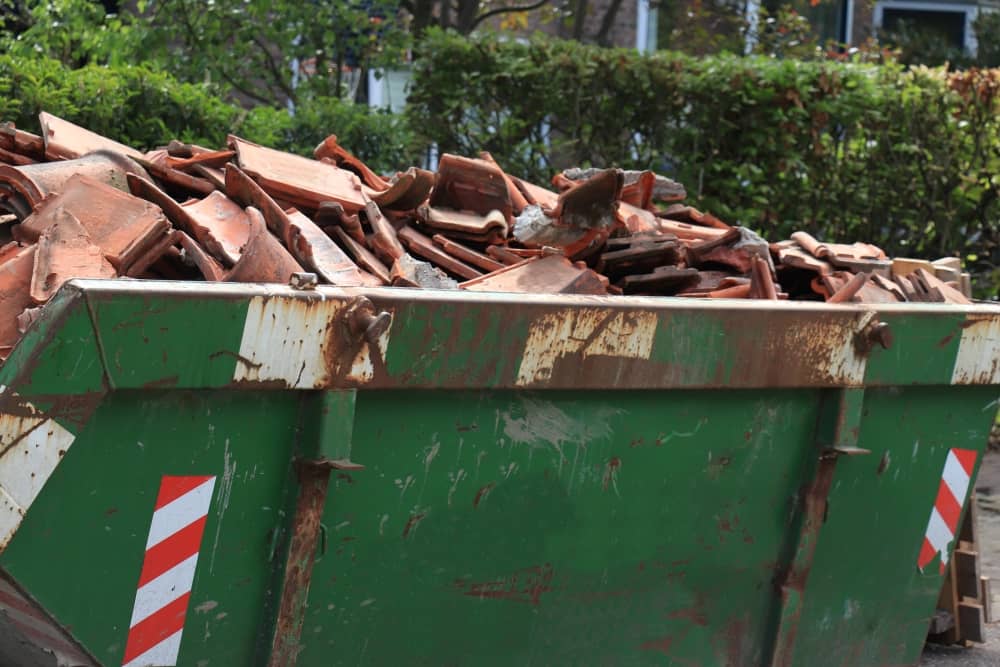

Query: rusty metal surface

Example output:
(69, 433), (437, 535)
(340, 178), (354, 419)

(266, 462), (331, 667)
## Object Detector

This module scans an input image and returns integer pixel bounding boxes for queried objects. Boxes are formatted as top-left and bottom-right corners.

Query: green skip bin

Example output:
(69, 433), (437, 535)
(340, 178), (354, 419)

(0, 278), (997, 666)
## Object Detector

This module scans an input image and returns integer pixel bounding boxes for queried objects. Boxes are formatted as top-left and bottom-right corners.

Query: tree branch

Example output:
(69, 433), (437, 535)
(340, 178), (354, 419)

(250, 34), (297, 103)
(471, 0), (551, 30)
(216, 65), (275, 105)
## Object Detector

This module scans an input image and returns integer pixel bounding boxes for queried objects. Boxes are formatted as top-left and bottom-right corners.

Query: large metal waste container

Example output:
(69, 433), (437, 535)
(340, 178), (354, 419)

(0, 278), (997, 667)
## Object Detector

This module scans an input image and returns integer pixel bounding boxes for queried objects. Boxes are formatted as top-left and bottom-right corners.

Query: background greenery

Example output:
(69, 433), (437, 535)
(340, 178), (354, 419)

(0, 55), (416, 173)
(408, 30), (999, 297)
(0, 0), (996, 298)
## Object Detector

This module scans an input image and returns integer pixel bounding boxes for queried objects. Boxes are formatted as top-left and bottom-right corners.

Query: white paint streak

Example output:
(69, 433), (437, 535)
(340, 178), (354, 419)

(925, 508), (953, 560)
(502, 398), (621, 464)
(234, 296), (393, 388)
(941, 450), (971, 506)
(952, 316), (1000, 384)
(210, 440), (235, 574)
(0, 417), (74, 513)
(346, 321), (391, 384)
(234, 297), (342, 387)
(0, 406), (76, 549)
(516, 309), (657, 386)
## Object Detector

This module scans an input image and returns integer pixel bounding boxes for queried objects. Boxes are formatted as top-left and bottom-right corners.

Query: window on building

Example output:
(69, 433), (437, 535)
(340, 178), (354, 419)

(881, 8), (966, 48)
(762, 0), (850, 43)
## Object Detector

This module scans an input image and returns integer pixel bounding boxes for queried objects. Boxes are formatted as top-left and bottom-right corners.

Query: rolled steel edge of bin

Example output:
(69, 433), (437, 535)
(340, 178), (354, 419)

(0, 278), (995, 667)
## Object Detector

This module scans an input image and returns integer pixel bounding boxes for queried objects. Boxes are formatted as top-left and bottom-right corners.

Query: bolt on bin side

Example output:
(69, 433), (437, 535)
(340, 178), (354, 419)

(0, 279), (995, 667)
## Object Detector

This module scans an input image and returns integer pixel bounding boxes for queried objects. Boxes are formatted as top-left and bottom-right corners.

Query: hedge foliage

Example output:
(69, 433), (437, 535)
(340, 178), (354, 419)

(408, 30), (1000, 297)
(0, 55), (415, 173)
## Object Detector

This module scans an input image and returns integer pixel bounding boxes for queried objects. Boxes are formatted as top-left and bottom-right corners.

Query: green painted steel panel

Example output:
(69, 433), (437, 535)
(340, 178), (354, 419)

(863, 312), (966, 385)
(791, 385), (999, 667)
(0, 287), (106, 400)
(0, 389), (300, 666)
(298, 389), (822, 666)
(0, 281), (996, 666)
(384, 300), (529, 386)
(85, 290), (249, 390)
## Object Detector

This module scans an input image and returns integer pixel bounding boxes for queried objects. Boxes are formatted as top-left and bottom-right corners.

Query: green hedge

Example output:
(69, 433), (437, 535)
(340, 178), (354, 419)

(408, 31), (1000, 297)
(0, 56), (415, 173)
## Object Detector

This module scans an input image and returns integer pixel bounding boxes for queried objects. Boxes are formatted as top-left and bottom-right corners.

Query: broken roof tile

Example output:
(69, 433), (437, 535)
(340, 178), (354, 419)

(511, 176), (559, 211)
(39, 112), (143, 161)
(128, 173), (247, 267)
(230, 135), (367, 212)
(368, 167), (434, 211)
(429, 154), (512, 221)
(432, 234), (505, 273)
(0, 150), (146, 219)
(19, 174), (171, 273)
(286, 208), (381, 287)
(461, 254), (608, 295)
(329, 226), (391, 285)
(419, 205), (508, 240)
(398, 225), (483, 281)
(138, 150), (217, 196)
(225, 207), (303, 283)
(0, 243), (37, 357)
(314, 135), (390, 191)
(30, 207), (116, 304)
(390, 253), (459, 289)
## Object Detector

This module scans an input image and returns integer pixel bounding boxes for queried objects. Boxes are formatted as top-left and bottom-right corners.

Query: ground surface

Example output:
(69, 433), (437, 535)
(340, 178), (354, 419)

(921, 448), (1000, 665)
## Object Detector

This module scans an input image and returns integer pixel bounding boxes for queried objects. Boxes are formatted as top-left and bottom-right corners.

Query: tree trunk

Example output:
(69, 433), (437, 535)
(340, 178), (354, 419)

(594, 0), (625, 45)
(571, 0), (590, 40)
(455, 0), (480, 33)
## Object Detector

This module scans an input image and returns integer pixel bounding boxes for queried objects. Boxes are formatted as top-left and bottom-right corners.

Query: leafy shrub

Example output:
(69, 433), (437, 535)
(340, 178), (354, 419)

(0, 56), (415, 172)
(408, 30), (1000, 297)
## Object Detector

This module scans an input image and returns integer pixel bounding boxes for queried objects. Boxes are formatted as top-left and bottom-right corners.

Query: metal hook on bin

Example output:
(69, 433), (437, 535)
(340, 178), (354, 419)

(856, 318), (893, 355)
(344, 296), (392, 345)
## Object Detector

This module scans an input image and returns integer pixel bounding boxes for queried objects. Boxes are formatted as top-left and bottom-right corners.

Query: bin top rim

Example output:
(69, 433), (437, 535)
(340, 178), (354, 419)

(63, 278), (1000, 316)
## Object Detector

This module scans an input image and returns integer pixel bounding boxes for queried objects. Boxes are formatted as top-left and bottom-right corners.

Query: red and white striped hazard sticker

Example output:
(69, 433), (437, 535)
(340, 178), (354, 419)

(917, 448), (978, 574)
(122, 476), (216, 667)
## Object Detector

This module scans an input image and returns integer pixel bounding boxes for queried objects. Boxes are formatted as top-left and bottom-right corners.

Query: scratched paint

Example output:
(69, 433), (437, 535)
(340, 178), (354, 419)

(501, 397), (621, 462)
(515, 309), (658, 386)
(951, 315), (1000, 384)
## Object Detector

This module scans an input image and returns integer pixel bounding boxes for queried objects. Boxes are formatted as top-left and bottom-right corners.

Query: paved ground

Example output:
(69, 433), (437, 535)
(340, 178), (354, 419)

(920, 449), (1000, 666)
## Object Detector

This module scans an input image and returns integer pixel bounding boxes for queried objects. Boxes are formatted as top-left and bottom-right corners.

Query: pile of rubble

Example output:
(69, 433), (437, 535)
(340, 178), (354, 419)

(0, 112), (973, 358)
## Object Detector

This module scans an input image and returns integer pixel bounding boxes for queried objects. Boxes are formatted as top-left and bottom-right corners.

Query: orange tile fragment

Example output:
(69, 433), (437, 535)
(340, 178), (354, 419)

(230, 136), (367, 212)
(18, 174), (171, 273)
(30, 207), (116, 304)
